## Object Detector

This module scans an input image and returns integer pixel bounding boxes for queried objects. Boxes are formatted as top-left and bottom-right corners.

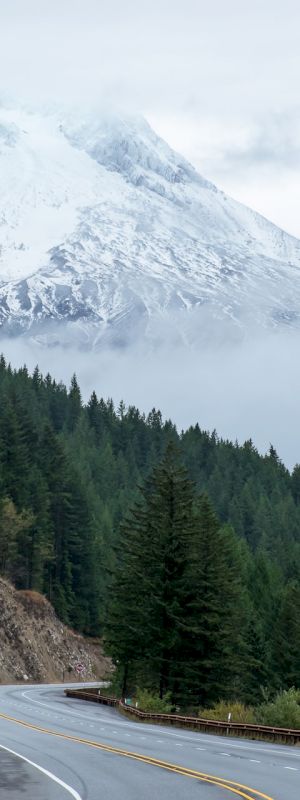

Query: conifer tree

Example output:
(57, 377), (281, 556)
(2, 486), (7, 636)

(67, 374), (82, 432)
(183, 499), (248, 706)
(272, 581), (300, 688)
(106, 444), (197, 699)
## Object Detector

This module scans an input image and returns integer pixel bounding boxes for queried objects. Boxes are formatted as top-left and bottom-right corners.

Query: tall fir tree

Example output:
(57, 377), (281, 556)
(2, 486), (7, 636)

(106, 444), (197, 700)
(272, 581), (300, 689)
(183, 499), (248, 706)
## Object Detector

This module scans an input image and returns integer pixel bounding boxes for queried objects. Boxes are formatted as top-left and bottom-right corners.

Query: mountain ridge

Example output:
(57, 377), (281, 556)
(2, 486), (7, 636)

(1, 104), (300, 348)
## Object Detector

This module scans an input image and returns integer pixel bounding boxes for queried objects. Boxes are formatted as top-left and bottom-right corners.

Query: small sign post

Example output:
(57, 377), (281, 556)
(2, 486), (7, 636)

(75, 662), (85, 680)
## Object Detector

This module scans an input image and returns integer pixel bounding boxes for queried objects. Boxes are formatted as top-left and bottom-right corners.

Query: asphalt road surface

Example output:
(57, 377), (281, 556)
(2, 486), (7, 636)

(0, 683), (299, 799)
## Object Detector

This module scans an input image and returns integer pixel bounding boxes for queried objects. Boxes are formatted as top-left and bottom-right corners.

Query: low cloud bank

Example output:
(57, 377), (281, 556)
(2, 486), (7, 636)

(2, 332), (300, 469)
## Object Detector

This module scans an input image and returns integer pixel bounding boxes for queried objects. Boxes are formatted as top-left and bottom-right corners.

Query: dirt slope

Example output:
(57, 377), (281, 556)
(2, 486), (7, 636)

(0, 578), (111, 683)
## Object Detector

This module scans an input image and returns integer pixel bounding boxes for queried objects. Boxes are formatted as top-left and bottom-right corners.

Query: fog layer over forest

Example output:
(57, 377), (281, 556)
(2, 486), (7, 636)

(3, 331), (299, 469)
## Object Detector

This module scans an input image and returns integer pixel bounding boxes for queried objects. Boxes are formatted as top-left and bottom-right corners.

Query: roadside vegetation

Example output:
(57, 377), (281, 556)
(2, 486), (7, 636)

(199, 700), (256, 724)
(199, 689), (300, 728)
(120, 688), (300, 729)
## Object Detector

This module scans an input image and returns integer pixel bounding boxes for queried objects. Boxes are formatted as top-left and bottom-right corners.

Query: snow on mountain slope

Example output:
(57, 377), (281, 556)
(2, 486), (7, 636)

(1, 104), (300, 348)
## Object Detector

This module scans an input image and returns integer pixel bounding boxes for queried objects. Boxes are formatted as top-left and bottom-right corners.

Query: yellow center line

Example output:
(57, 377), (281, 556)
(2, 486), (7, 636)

(0, 712), (276, 800)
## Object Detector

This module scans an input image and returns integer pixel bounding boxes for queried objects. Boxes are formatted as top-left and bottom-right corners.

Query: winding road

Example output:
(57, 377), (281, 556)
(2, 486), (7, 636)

(0, 683), (298, 799)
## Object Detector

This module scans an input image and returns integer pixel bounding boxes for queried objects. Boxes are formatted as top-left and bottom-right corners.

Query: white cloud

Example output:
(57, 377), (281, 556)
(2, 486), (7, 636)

(1, 1), (300, 234)
(150, 110), (300, 237)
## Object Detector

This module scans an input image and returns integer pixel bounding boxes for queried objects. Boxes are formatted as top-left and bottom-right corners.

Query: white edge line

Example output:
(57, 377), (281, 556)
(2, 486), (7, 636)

(0, 744), (82, 800)
(20, 689), (300, 759)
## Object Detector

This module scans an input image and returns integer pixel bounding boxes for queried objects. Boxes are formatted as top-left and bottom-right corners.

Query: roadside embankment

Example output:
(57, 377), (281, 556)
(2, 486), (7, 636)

(0, 578), (111, 683)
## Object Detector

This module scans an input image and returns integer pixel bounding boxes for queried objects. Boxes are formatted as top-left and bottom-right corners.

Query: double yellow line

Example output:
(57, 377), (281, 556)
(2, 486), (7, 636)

(0, 712), (275, 800)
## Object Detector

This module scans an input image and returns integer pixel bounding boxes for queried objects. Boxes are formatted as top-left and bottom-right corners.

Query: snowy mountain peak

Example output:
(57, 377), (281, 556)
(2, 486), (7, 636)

(61, 111), (213, 196)
(1, 103), (300, 349)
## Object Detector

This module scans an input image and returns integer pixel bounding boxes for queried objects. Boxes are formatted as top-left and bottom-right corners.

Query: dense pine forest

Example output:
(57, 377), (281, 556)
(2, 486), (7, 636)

(0, 356), (300, 707)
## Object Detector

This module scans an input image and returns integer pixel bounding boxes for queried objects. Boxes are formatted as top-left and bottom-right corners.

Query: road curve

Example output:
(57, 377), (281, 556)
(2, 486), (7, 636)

(0, 683), (298, 799)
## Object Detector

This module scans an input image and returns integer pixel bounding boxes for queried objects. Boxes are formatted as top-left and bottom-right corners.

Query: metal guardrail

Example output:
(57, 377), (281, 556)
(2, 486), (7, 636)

(119, 702), (300, 744)
(64, 688), (118, 706)
(64, 688), (300, 744)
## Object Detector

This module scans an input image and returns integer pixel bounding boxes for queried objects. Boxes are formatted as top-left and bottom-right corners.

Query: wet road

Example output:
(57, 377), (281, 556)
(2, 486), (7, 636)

(0, 683), (298, 799)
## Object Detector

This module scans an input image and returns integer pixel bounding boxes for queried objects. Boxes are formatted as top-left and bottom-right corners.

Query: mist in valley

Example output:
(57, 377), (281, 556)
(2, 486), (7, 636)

(2, 330), (300, 470)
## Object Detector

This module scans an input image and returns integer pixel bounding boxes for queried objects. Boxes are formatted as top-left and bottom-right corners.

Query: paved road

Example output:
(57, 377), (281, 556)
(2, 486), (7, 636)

(0, 683), (298, 799)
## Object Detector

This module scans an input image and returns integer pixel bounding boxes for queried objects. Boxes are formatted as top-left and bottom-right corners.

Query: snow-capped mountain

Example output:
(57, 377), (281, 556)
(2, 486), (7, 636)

(1, 103), (300, 349)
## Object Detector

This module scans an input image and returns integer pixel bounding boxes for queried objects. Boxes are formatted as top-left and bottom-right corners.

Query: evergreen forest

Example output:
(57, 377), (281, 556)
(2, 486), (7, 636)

(0, 356), (299, 707)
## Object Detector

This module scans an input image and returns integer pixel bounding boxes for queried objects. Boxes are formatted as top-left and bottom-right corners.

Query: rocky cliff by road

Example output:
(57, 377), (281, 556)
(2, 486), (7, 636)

(0, 577), (111, 683)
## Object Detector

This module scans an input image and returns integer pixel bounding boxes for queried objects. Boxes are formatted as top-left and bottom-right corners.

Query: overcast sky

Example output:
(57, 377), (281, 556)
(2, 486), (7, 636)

(1, 0), (300, 236)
